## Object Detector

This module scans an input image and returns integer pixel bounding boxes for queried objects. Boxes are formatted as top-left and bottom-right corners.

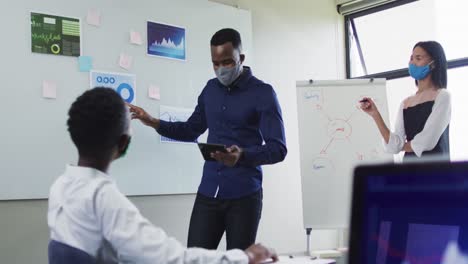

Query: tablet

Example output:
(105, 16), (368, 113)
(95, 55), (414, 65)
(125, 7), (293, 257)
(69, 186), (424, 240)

(197, 143), (227, 161)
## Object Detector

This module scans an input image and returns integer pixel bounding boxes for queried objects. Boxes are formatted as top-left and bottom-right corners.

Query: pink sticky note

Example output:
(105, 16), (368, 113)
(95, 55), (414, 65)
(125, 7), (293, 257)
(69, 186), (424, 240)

(87, 9), (101, 27)
(42, 80), (57, 99)
(119, 53), (133, 70)
(148, 85), (160, 100)
(130, 31), (143, 45)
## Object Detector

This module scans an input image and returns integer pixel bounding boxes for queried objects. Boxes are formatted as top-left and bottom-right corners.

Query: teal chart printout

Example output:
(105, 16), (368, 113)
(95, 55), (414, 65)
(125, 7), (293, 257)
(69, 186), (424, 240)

(90, 70), (136, 104)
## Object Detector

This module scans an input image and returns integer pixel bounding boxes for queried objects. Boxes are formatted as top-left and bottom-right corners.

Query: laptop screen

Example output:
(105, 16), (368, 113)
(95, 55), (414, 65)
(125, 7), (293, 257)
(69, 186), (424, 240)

(349, 162), (468, 264)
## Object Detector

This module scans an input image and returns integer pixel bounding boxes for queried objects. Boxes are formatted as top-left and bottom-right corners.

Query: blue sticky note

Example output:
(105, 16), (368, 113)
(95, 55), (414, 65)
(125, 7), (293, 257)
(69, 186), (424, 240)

(78, 56), (93, 72)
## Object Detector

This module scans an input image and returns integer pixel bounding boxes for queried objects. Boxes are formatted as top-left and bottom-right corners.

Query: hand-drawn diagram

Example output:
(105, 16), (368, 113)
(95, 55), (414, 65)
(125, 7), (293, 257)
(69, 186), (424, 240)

(311, 157), (334, 177)
(297, 81), (392, 229)
(302, 88), (388, 176)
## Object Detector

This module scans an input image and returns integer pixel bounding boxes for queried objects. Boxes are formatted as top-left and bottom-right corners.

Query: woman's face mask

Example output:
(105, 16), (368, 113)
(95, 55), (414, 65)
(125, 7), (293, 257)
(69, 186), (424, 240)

(408, 61), (433, 80)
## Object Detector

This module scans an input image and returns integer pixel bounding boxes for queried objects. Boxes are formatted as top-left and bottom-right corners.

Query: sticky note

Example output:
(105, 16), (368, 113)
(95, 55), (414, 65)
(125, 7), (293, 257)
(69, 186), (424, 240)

(130, 31), (143, 45)
(78, 56), (93, 72)
(42, 80), (57, 99)
(87, 9), (101, 27)
(148, 85), (160, 100)
(119, 53), (133, 70)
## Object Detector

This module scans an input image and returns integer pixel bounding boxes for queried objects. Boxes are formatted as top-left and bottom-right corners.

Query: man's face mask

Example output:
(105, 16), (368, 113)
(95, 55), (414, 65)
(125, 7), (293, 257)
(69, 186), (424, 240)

(119, 137), (131, 158)
(408, 61), (434, 80)
(118, 112), (132, 159)
(215, 59), (243, 86)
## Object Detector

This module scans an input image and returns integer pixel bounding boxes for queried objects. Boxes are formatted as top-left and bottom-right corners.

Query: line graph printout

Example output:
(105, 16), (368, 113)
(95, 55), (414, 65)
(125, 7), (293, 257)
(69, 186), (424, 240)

(147, 21), (185, 60)
(159, 105), (207, 144)
(297, 79), (393, 229)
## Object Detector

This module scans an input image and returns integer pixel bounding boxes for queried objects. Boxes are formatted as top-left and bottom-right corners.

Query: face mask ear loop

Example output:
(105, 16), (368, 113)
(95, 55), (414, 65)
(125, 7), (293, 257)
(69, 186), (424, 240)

(428, 60), (435, 69)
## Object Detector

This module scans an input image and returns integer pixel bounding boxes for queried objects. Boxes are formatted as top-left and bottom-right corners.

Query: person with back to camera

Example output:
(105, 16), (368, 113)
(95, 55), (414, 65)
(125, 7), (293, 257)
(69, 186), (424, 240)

(47, 87), (278, 264)
(360, 41), (451, 161)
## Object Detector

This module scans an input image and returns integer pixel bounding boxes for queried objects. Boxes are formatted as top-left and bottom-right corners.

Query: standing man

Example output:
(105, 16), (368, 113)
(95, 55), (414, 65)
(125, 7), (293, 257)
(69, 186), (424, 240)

(129, 28), (287, 250)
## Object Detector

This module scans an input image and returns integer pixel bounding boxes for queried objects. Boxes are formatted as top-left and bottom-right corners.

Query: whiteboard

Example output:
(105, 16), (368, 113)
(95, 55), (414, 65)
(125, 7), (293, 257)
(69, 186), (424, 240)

(0, 0), (252, 200)
(296, 79), (393, 229)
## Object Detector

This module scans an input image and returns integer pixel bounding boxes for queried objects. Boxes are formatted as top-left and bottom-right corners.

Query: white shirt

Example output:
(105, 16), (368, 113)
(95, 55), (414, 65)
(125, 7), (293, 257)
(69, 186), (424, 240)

(384, 89), (451, 157)
(48, 165), (249, 264)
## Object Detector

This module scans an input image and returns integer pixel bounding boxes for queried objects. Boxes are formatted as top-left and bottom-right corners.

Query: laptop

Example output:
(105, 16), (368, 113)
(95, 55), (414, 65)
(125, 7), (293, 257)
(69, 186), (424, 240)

(348, 161), (468, 264)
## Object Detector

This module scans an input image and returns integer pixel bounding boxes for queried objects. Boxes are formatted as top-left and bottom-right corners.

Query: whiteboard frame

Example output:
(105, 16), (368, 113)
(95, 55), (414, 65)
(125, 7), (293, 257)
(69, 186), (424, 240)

(0, 0), (252, 200)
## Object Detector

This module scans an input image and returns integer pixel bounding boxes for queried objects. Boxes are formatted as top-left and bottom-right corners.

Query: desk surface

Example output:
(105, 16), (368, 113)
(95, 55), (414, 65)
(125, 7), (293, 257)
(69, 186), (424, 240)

(277, 256), (336, 264)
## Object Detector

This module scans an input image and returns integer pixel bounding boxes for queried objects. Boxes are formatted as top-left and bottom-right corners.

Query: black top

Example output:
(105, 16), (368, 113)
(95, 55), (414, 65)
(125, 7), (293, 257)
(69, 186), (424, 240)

(403, 101), (450, 161)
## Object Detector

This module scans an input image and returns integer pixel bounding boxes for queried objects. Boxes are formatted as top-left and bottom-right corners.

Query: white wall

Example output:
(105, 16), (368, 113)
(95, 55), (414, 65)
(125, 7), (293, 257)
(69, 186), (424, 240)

(235, 0), (346, 253)
(0, 0), (345, 262)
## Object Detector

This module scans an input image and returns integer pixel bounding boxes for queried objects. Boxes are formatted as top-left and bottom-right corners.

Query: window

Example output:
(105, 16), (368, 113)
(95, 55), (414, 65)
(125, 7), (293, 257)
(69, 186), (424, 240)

(345, 0), (468, 160)
(447, 67), (468, 160)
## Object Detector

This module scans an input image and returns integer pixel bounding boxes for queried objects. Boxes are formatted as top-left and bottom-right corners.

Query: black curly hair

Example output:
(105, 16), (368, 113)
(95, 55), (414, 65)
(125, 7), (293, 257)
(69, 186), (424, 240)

(67, 87), (129, 157)
(210, 28), (242, 51)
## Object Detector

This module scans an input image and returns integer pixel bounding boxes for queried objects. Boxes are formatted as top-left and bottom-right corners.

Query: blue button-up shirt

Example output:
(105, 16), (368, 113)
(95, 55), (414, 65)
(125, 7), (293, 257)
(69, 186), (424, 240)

(157, 67), (287, 199)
